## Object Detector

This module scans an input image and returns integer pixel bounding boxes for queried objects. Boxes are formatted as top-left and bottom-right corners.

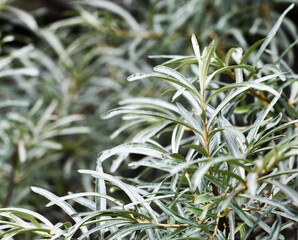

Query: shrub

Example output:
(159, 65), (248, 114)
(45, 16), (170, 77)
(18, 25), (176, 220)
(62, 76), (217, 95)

(1, 3), (297, 240)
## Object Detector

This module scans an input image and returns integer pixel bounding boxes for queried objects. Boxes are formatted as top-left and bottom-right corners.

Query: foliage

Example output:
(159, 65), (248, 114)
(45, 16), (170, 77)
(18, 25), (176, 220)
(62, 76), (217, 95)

(0, 0), (297, 240)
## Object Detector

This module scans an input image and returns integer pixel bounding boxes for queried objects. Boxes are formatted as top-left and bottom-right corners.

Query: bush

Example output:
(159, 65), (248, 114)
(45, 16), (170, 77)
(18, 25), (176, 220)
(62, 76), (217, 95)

(0, 1), (297, 239)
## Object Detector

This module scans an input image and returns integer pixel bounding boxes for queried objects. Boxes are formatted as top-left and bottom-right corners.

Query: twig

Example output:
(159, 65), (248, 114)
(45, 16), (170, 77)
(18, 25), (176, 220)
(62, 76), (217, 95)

(210, 214), (221, 240)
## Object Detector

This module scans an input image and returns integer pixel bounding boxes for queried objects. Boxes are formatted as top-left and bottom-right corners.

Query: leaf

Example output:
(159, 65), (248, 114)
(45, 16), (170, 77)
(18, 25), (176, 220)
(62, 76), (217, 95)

(205, 64), (255, 88)
(35, 100), (58, 134)
(0, 100), (29, 108)
(78, 170), (158, 222)
(210, 169), (246, 184)
(38, 140), (62, 150)
(228, 211), (235, 240)
(206, 81), (280, 105)
(95, 158), (107, 239)
(247, 93), (280, 144)
(155, 201), (198, 226)
(171, 124), (185, 153)
(191, 34), (201, 63)
(41, 127), (90, 139)
(82, 0), (142, 32)
(97, 142), (168, 163)
(46, 192), (120, 208)
(239, 194), (298, 221)
(269, 216), (282, 240)
(5, 6), (38, 31)
(31, 187), (89, 236)
(194, 193), (221, 204)
(218, 115), (246, 158)
(267, 180), (298, 206)
(171, 157), (253, 175)
(183, 144), (208, 157)
(154, 65), (202, 103)
(45, 114), (85, 130)
(187, 206), (216, 218)
(247, 172), (258, 196)
(242, 207), (274, 240)
(253, 4), (294, 67)
(200, 41), (216, 91)
(230, 202), (254, 227)
(176, 103), (204, 135)
(234, 104), (252, 114)
(256, 119), (298, 145)
(191, 162), (213, 191)
(1, 227), (52, 240)
(105, 223), (162, 240)
(276, 38), (298, 63)
(0, 68), (39, 78)
(104, 108), (203, 136)
(258, 170), (298, 181)
(225, 48), (237, 65)
(208, 72), (282, 129)
(40, 29), (72, 66)
(0, 208), (54, 228)
(18, 139), (26, 163)
(128, 71), (203, 113)
(127, 72), (157, 81)
(119, 97), (179, 113)
(77, 220), (129, 240)
(240, 37), (267, 64)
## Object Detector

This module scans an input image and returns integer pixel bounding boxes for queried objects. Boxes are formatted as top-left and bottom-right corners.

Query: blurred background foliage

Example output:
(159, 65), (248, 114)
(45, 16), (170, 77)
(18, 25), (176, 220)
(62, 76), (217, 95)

(0, 0), (297, 223)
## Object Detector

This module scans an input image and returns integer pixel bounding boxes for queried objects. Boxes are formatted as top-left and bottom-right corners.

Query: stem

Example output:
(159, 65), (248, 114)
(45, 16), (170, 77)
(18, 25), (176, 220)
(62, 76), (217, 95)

(210, 214), (220, 240)
(203, 118), (210, 157)
(4, 149), (18, 207)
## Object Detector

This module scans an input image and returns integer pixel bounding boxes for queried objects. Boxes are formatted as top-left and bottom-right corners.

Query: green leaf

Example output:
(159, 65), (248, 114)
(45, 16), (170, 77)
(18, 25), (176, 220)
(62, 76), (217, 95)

(31, 187), (89, 236)
(239, 194), (298, 221)
(104, 108), (203, 136)
(269, 216), (282, 240)
(97, 142), (168, 162)
(206, 81), (280, 105)
(247, 93), (280, 144)
(257, 119), (298, 145)
(5, 6), (38, 31)
(46, 192), (121, 208)
(240, 37), (267, 64)
(210, 169), (246, 184)
(176, 103), (204, 135)
(0, 208), (54, 228)
(276, 38), (298, 63)
(218, 115), (247, 158)
(193, 193), (221, 204)
(267, 180), (298, 206)
(242, 207), (274, 240)
(156, 200), (198, 226)
(82, 0), (142, 32)
(234, 104), (252, 114)
(191, 34), (201, 64)
(78, 170), (158, 222)
(154, 65), (203, 103)
(258, 170), (298, 181)
(183, 144), (208, 157)
(105, 223), (162, 240)
(247, 172), (258, 196)
(253, 4), (294, 67)
(186, 206), (216, 218)
(0, 68), (39, 78)
(205, 64), (255, 88)
(230, 202), (254, 227)
(171, 124), (185, 153)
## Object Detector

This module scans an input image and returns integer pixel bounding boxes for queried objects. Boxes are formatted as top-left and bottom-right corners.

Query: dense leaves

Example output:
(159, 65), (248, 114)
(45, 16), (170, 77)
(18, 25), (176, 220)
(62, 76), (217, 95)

(0, 1), (297, 240)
